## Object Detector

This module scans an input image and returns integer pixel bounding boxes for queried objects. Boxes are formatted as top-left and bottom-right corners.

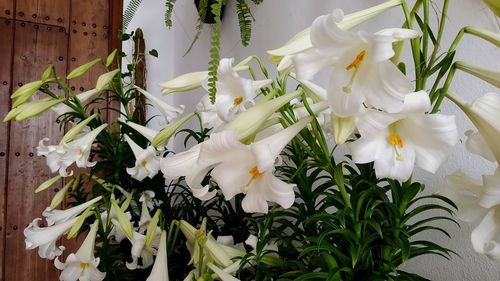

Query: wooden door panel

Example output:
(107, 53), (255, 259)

(69, 0), (112, 120)
(4, 21), (67, 281)
(15, 0), (70, 28)
(0, 18), (14, 281)
(0, 0), (14, 19)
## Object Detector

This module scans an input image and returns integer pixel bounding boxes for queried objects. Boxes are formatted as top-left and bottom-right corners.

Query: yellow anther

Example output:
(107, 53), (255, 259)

(343, 50), (367, 94)
(233, 96), (243, 106)
(79, 263), (89, 270)
(141, 160), (148, 167)
(388, 134), (404, 148)
(346, 50), (366, 71)
(241, 166), (263, 194)
(387, 124), (404, 161)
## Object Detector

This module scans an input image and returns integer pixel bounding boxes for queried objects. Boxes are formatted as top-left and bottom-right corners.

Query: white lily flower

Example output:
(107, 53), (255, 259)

(448, 92), (500, 163)
(456, 61), (500, 89)
(37, 139), (73, 176)
(125, 229), (161, 270)
(293, 9), (417, 117)
(51, 89), (100, 116)
(124, 135), (161, 181)
(196, 94), (225, 130)
(160, 143), (217, 201)
(441, 171), (488, 223)
(159, 71), (209, 95)
(138, 202), (153, 234)
(66, 123), (108, 166)
(349, 91), (458, 181)
(135, 87), (185, 123)
(24, 216), (79, 260)
(267, 0), (403, 60)
(207, 58), (272, 122)
(146, 230), (169, 281)
(465, 130), (496, 162)
(198, 117), (312, 213)
(43, 196), (102, 226)
(54, 222), (106, 281)
(139, 190), (156, 210)
(121, 119), (159, 143)
(479, 170), (500, 209)
(471, 206), (500, 260)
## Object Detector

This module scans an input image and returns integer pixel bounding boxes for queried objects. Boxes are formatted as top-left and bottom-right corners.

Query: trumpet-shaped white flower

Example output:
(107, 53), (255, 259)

(293, 9), (418, 117)
(146, 230), (169, 281)
(138, 202), (153, 234)
(208, 58), (272, 122)
(159, 71), (209, 95)
(139, 190), (156, 210)
(441, 171), (488, 223)
(24, 216), (79, 260)
(465, 130), (496, 162)
(349, 91), (458, 181)
(37, 124), (107, 176)
(448, 92), (500, 163)
(471, 206), (500, 260)
(196, 94), (225, 130)
(160, 143), (217, 201)
(43, 196), (102, 226)
(163, 117), (311, 213)
(54, 222), (106, 281)
(135, 87), (185, 123)
(125, 229), (161, 270)
(124, 135), (161, 181)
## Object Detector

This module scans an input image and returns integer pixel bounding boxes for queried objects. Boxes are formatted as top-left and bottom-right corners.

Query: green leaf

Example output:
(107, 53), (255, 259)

(67, 58), (101, 80)
(236, 0), (254, 46)
(207, 0), (223, 104)
(149, 49), (159, 58)
(164, 0), (176, 28)
(123, 0), (143, 31)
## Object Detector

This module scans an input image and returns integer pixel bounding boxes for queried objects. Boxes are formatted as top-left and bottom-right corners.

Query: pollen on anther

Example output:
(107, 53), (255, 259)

(233, 96), (243, 106)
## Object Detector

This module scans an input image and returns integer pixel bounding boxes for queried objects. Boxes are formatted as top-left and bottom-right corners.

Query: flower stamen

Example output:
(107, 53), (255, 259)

(387, 125), (404, 161)
(233, 96), (243, 106)
(241, 166), (263, 194)
(343, 50), (366, 94)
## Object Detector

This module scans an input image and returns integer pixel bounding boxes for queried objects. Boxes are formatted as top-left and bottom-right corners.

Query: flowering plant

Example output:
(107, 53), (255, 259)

(4, 0), (500, 280)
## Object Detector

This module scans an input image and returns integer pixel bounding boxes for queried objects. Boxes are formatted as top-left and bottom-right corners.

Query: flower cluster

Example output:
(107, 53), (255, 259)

(4, 0), (500, 280)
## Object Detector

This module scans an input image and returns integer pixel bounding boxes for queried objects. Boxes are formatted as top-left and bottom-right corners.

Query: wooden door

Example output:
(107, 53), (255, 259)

(0, 1), (122, 280)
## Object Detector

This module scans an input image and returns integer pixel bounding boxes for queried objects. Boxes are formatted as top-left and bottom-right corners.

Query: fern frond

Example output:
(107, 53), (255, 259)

(123, 0), (143, 31)
(184, 0), (208, 56)
(236, 0), (254, 46)
(207, 0), (224, 104)
(164, 0), (176, 28)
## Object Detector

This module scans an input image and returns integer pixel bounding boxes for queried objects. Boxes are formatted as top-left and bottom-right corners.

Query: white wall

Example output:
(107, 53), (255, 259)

(123, 0), (500, 279)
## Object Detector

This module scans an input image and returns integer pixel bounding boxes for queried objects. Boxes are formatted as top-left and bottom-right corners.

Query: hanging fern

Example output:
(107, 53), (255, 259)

(236, 0), (255, 46)
(207, 0), (224, 104)
(184, 0), (209, 56)
(164, 0), (176, 28)
(123, 0), (144, 31)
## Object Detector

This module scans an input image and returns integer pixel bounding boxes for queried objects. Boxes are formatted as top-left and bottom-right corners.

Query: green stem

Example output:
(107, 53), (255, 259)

(432, 63), (456, 113)
(422, 0), (429, 62)
(427, 0), (450, 68)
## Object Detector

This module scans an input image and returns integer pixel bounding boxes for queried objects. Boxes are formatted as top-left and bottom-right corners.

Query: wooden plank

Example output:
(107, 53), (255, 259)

(4, 21), (67, 281)
(108, 0), (124, 123)
(15, 0), (70, 28)
(0, 0), (14, 19)
(68, 0), (111, 120)
(0, 17), (14, 281)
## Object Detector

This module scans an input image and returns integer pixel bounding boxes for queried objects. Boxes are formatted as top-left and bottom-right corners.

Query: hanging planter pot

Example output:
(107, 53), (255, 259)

(194, 0), (226, 24)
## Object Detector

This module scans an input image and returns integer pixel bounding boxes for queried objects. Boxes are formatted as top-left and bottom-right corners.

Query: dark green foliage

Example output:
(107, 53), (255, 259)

(123, 0), (143, 31)
(165, 0), (176, 28)
(207, 0), (223, 104)
(236, 0), (254, 46)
